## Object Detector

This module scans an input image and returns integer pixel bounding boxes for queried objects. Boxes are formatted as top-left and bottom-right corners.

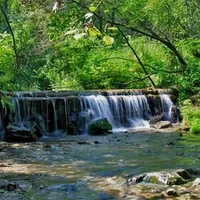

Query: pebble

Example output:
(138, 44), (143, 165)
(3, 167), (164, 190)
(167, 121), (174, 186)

(165, 188), (178, 196)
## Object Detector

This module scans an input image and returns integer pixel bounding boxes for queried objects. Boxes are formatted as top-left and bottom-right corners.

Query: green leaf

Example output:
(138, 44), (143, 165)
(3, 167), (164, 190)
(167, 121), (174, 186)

(1, 95), (14, 114)
(103, 35), (114, 45)
(103, 9), (109, 13)
(88, 27), (101, 37)
(107, 27), (118, 31)
(89, 6), (97, 12)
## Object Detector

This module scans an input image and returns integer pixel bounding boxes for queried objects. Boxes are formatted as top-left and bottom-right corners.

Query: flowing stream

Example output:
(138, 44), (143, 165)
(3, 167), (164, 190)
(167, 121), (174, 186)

(0, 132), (200, 199)
(0, 90), (190, 199)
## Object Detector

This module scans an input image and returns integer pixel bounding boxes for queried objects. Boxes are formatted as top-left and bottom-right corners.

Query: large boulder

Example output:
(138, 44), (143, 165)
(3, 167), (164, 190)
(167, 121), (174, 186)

(153, 121), (173, 129)
(88, 118), (112, 135)
(4, 123), (41, 142)
(3, 114), (46, 142)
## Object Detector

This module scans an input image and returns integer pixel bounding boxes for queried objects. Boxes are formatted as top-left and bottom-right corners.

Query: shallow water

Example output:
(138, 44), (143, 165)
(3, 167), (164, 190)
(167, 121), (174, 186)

(0, 132), (200, 199)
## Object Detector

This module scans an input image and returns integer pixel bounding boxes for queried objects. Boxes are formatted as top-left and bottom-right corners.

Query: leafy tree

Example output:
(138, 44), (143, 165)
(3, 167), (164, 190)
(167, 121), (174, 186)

(0, 0), (200, 99)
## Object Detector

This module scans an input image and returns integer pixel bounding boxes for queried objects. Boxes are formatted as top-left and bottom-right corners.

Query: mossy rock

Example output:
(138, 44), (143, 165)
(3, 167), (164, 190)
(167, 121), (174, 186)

(144, 170), (191, 186)
(148, 176), (159, 184)
(127, 169), (192, 186)
(167, 175), (186, 186)
(88, 118), (112, 135)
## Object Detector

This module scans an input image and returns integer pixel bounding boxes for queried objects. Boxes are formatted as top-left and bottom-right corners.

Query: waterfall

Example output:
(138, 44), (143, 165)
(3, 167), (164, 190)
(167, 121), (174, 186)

(51, 99), (58, 131)
(159, 93), (174, 121)
(5, 89), (177, 135)
(80, 94), (151, 132)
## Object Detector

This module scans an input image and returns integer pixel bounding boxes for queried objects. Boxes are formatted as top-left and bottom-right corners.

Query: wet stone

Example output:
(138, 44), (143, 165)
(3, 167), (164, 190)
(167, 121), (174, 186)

(77, 141), (88, 145)
(176, 169), (192, 180)
(154, 121), (173, 129)
(192, 178), (200, 187)
(165, 188), (178, 196)
(177, 187), (190, 195)
(127, 174), (146, 185)
(128, 169), (192, 186)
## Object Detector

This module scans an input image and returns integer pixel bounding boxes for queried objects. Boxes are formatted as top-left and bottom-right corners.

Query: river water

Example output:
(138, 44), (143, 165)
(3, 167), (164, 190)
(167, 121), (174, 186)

(0, 131), (200, 199)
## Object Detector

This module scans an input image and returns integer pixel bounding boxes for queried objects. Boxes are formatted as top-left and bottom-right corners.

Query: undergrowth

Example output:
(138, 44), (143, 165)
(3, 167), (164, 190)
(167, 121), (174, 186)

(181, 99), (200, 134)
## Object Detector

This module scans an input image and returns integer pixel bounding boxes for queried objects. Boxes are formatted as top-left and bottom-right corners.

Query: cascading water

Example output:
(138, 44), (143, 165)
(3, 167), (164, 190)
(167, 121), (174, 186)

(4, 89), (178, 135)
(159, 92), (174, 121)
(80, 94), (151, 133)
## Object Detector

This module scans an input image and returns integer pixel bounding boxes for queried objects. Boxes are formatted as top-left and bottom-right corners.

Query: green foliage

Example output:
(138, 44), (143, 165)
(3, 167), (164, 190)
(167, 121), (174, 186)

(0, 32), (17, 91)
(181, 99), (200, 134)
(1, 94), (14, 115)
(190, 122), (200, 135)
(0, 0), (200, 99)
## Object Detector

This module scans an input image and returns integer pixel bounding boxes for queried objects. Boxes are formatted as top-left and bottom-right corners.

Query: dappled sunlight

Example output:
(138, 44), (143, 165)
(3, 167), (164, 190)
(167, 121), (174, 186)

(0, 161), (81, 178)
(86, 175), (127, 199)
(10, 143), (30, 149)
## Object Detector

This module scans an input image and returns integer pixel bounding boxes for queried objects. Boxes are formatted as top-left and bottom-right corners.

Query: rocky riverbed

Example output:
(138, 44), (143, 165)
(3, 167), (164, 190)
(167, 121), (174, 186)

(0, 131), (200, 199)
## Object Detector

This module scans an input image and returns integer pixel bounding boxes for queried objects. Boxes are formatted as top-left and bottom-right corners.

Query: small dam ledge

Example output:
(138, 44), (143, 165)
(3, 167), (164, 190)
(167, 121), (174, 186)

(0, 88), (180, 141)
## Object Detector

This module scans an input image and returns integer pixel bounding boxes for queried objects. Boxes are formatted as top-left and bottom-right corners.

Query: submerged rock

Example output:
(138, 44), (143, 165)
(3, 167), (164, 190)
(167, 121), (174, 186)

(88, 118), (112, 135)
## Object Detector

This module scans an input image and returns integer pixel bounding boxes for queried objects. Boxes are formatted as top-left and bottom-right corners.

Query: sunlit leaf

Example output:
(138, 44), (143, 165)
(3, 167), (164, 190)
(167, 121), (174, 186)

(107, 27), (118, 31)
(74, 33), (87, 40)
(89, 6), (97, 12)
(103, 9), (109, 13)
(88, 27), (101, 37)
(85, 12), (93, 19)
(64, 29), (79, 35)
(103, 35), (114, 45)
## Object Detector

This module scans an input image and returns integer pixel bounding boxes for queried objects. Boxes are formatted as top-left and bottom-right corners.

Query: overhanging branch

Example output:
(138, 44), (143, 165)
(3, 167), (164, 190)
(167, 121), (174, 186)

(69, 0), (187, 67)
(117, 26), (156, 88)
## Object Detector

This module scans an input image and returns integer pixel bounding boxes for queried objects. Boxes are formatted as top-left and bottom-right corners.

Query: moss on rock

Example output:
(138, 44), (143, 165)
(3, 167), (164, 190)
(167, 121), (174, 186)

(88, 118), (112, 135)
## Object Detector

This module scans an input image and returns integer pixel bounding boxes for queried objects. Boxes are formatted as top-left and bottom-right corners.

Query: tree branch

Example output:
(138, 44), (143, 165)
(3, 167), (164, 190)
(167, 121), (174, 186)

(117, 26), (156, 88)
(70, 0), (187, 67)
(116, 73), (156, 86)
(0, 5), (19, 68)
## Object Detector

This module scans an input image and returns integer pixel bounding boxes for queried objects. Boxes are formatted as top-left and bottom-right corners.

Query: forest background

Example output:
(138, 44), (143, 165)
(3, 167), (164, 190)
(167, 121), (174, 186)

(1, 0), (200, 132)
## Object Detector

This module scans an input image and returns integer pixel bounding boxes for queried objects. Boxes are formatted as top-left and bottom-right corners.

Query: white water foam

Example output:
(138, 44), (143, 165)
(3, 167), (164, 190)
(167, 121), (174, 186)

(80, 94), (151, 133)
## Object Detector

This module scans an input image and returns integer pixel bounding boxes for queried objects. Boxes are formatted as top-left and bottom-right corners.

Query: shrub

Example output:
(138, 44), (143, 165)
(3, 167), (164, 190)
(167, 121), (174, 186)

(181, 99), (200, 134)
